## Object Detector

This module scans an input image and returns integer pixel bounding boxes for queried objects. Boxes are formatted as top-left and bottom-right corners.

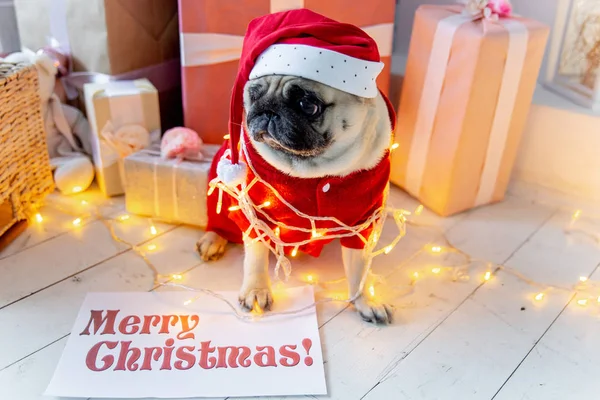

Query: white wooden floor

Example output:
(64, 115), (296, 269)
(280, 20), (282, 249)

(2, 184), (600, 400)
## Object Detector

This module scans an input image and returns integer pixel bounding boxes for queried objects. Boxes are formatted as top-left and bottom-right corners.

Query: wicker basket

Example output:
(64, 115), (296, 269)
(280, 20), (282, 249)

(0, 62), (54, 237)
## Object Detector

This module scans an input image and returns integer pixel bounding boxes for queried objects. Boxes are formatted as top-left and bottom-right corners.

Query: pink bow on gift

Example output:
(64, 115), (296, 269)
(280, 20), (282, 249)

(160, 127), (204, 161)
(459, 0), (513, 21)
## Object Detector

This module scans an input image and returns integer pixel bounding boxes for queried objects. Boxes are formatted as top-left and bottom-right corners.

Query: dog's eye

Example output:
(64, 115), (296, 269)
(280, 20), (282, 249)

(298, 98), (320, 116)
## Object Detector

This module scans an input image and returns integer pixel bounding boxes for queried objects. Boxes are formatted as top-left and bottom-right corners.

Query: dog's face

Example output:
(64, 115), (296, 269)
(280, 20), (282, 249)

(243, 75), (389, 178)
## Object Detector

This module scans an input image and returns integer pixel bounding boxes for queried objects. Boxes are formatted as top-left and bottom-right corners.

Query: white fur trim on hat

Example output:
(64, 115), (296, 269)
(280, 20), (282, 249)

(249, 44), (384, 98)
(217, 155), (248, 187)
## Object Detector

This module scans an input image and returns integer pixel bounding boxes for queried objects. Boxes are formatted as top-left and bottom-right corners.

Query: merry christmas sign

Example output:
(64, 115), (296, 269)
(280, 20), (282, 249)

(45, 286), (326, 398)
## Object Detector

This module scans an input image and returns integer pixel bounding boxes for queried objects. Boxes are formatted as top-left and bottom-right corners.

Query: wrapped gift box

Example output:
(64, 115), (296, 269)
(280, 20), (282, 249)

(123, 145), (220, 227)
(178, 0), (396, 144)
(13, 0), (182, 130)
(84, 79), (161, 197)
(390, 5), (549, 216)
(14, 0), (179, 75)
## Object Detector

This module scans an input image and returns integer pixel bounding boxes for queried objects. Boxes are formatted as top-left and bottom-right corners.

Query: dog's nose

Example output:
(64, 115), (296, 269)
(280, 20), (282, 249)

(255, 112), (279, 134)
(259, 111), (276, 121)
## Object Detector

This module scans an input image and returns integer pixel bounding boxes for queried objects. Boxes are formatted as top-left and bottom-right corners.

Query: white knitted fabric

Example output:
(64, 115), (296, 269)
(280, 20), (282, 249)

(249, 44), (384, 98)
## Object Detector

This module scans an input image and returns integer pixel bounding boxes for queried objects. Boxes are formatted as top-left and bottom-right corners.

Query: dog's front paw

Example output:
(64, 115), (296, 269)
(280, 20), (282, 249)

(353, 296), (394, 324)
(239, 286), (273, 312)
(196, 232), (228, 261)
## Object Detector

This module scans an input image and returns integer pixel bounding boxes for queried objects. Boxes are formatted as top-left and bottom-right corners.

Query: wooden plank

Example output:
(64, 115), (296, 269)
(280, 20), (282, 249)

(311, 197), (556, 400)
(362, 210), (600, 400)
(0, 226), (204, 369)
(0, 188), (126, 259)
(0, 214), (175, 308)
(0, 336), (69, 400)
(493, 250), (600, 399)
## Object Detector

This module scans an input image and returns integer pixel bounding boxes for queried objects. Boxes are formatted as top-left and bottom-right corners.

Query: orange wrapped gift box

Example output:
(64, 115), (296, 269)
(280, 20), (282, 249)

(178, 0), (396, 144)
(390, 5), (549, 216)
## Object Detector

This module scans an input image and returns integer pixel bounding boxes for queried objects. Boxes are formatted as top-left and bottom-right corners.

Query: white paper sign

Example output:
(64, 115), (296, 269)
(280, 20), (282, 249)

(45, 286), (326, 398)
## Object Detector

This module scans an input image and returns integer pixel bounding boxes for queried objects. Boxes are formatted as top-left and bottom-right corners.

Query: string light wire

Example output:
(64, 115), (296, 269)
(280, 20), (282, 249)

(35, 183), (600, 320)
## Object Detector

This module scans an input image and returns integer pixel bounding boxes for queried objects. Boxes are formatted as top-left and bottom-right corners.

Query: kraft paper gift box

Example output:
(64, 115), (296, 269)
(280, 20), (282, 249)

(390, 5), (549, 217)
(178, 0), (396, 144)
(13, 0), (182, 130)
(14, 0), (179, 75)
(84, 79), (161, 197)
(123, 145), (220, 227)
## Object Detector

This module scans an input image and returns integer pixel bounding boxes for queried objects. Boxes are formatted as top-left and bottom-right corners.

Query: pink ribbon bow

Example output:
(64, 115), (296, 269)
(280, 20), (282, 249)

(459, 0), (513, 21)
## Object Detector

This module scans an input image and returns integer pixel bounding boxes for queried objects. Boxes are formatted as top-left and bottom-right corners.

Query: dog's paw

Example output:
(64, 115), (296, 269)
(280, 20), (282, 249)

(196, 232), (228, 261)
(353, 296), (394, 324)
(239, 287), (273, 312)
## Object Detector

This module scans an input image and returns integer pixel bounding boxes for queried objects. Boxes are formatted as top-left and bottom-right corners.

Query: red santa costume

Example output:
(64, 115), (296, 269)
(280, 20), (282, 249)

(206, 9), (396, 258)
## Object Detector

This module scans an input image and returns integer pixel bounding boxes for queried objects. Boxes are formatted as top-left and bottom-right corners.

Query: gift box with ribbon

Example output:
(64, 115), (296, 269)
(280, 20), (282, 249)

(14, 0), (179, 75)
(178, 0), (396, 144)
(84, 79), (161, 197)
(390, 2), (550, 216)
(123, 145), (220, 228)
(13, 0), (182, 130)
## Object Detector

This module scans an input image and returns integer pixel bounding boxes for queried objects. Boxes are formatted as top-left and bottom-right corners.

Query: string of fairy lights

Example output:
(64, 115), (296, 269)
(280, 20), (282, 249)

(27, 159), (600, 320)
(203, 135), (409, 303)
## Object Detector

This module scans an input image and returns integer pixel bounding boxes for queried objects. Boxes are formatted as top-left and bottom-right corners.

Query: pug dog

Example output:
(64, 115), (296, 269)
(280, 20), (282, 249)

(197, 74), (394, 324)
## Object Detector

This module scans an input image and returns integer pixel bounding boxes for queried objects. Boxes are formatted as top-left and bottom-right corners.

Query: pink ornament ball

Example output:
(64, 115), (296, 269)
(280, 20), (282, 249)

(160, 127), (203, 160)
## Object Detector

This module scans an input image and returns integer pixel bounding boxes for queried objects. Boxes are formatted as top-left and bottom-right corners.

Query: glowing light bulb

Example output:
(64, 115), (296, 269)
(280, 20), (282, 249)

(261, 201), (271, 208)
(580, 276), (588, 282)
(577, 299), (588, 306)
(274, 227), (280, 237)
(484, 271), (492, 281)
(72, 186), (83, 193)
(372, 231), (379, 244)
(207, 186), (216, 196)
(72, 218), (82, 226)
(368, 285), (375, 297)
(383, 245), (394, 254)
(35, 213), (43, 223)
(216, 201), (222, 214)
(172, 274), (183, 280)
(306, 274), (314, 283)
(150, 225), (158, 235)
(412, 272), (419, 279)
(390, 143), (399, 151)
(430, 246), (442, 253)
(183, 299), (193, 306)
(431, 267), (441, 274)
(117, 214), (130, 221)
(597, 296), (600, 303)
(534, 293), (545, 301)
(415, 205), (424, 216)
(147, 244), (157, 251)
(573, 209), (582, 220)
(228, 205), (241, 211)
(223, 134), (230, 140)
(312, 229), (324, 239)
(291, 246), (299, 257)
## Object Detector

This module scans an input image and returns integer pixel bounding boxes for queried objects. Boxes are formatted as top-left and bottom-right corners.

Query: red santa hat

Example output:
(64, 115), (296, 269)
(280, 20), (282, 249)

(218, 9), (387, 185)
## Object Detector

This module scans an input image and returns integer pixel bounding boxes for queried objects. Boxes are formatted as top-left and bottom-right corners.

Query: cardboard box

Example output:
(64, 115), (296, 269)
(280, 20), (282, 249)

(14, 0), (179, 75)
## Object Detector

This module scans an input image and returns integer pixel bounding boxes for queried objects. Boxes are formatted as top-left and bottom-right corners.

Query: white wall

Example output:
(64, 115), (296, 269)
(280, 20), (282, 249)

(0, 0), (21, 54)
